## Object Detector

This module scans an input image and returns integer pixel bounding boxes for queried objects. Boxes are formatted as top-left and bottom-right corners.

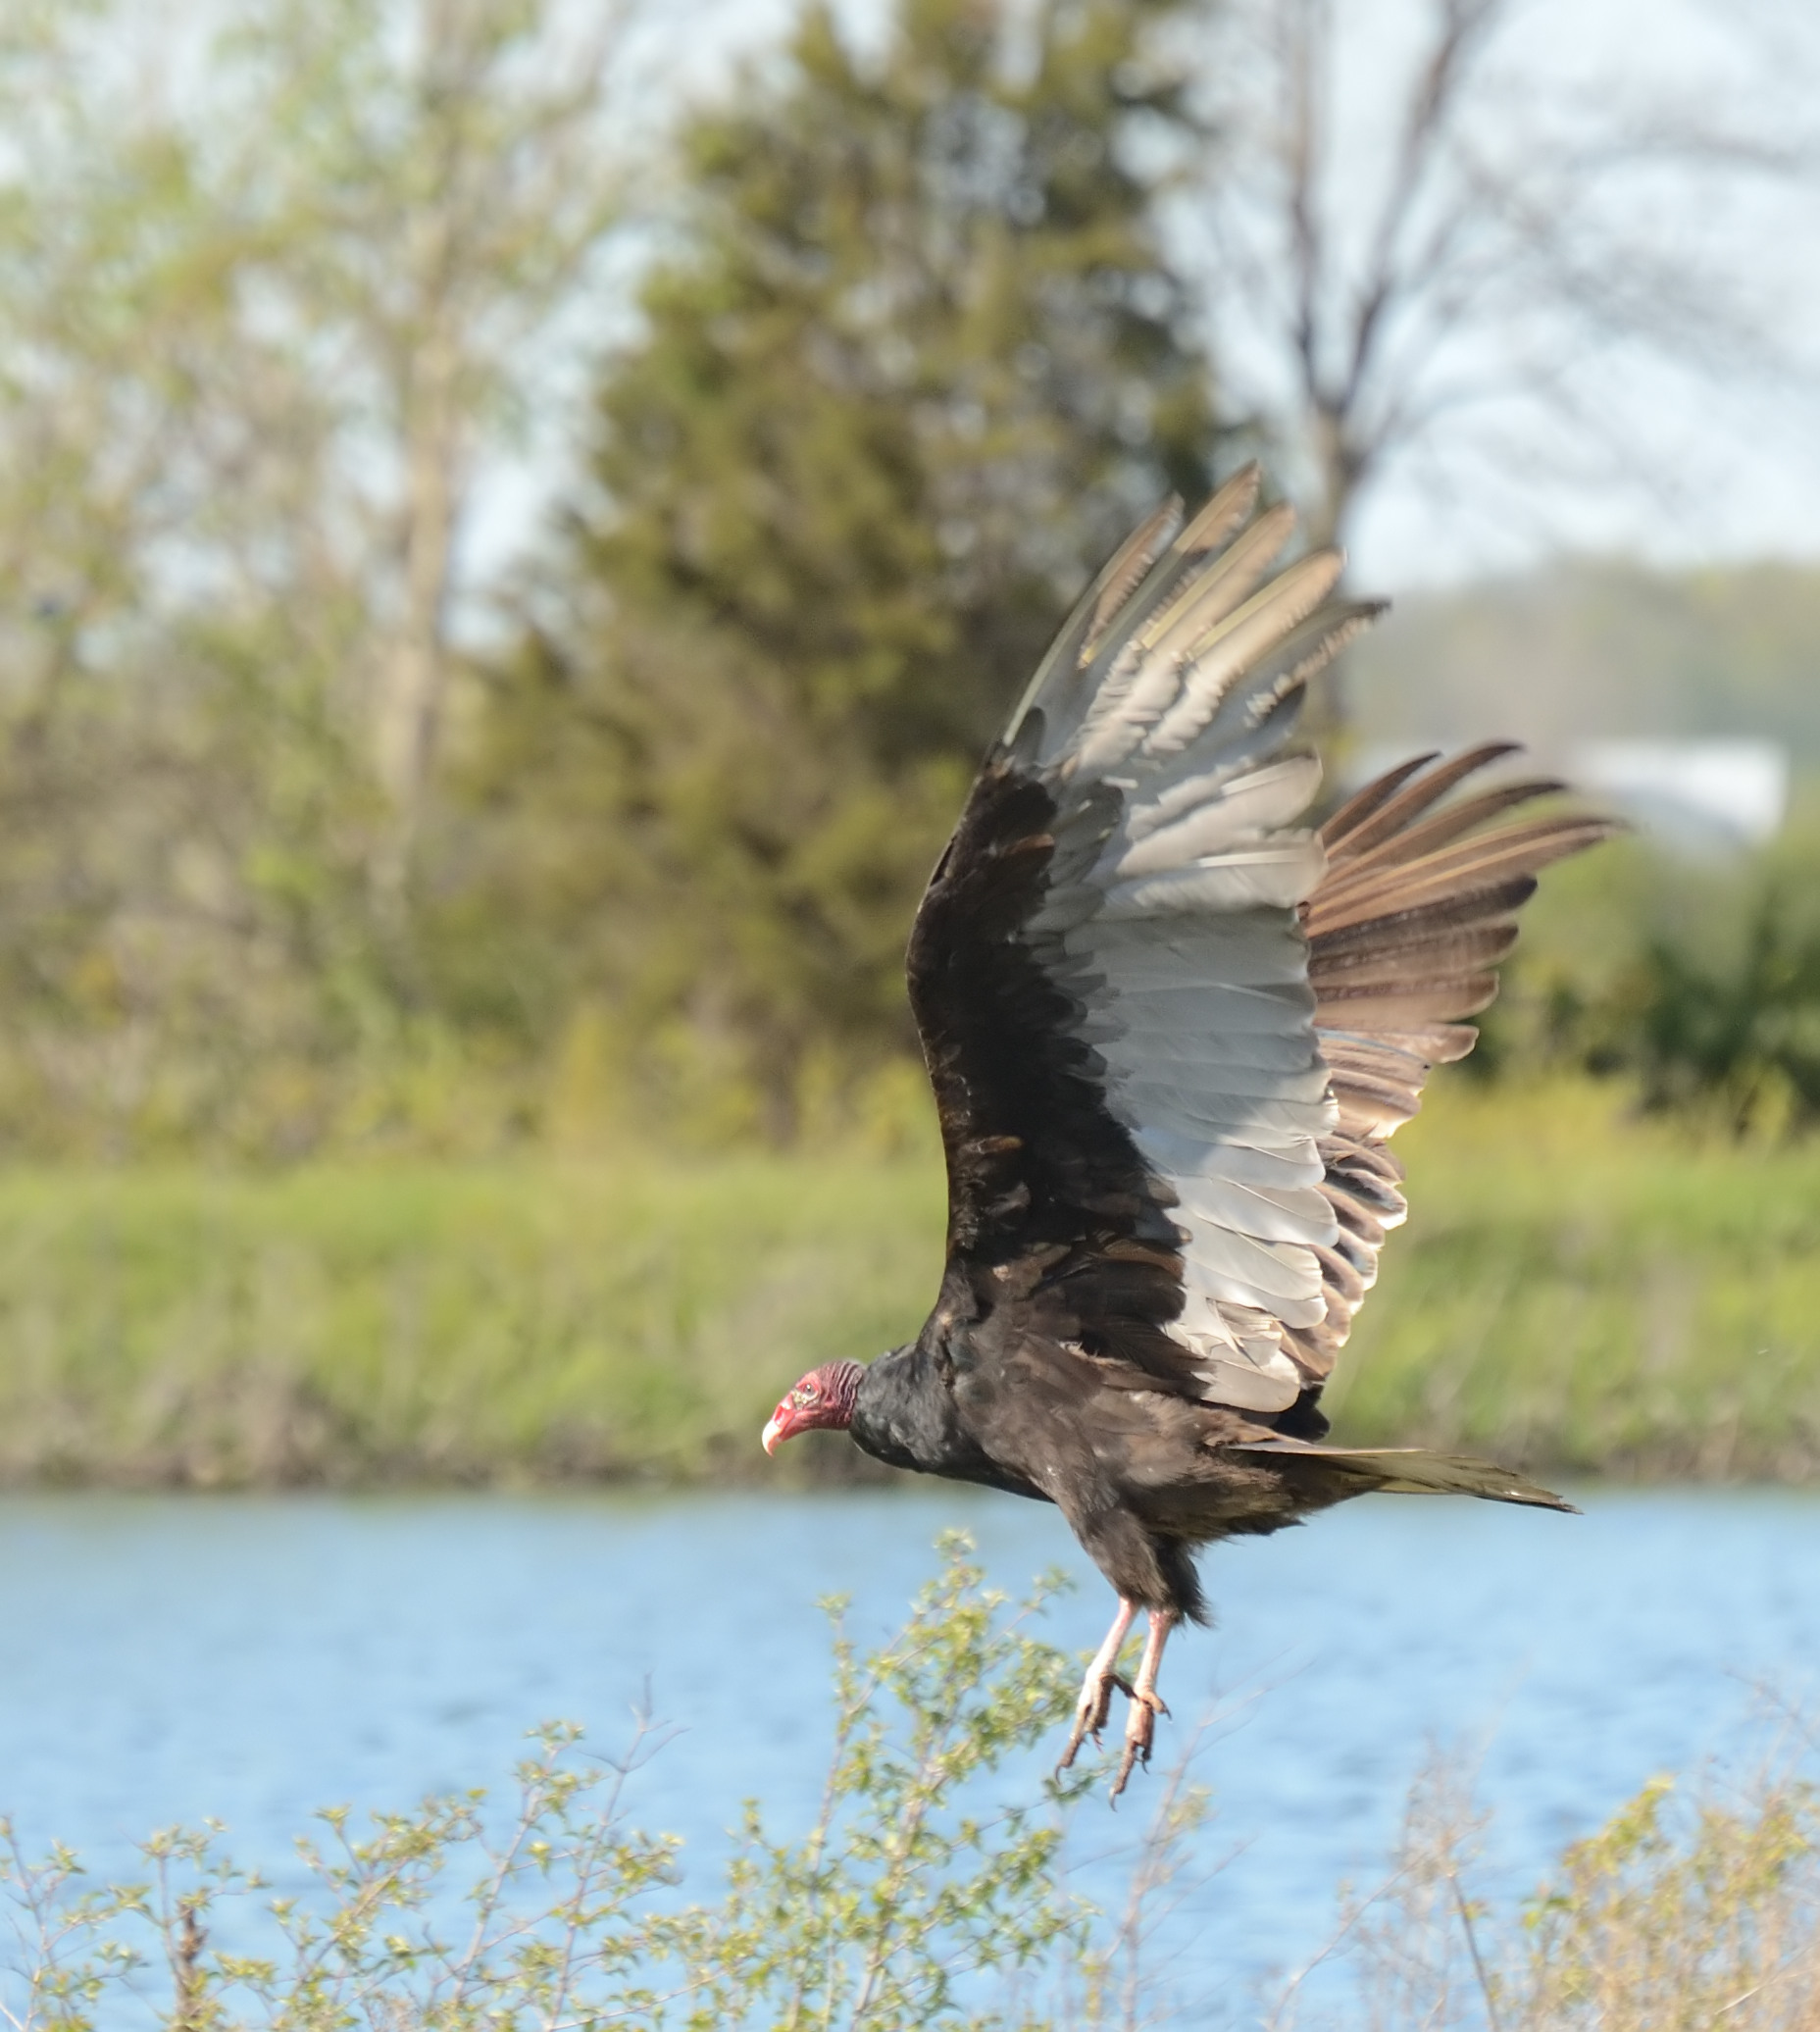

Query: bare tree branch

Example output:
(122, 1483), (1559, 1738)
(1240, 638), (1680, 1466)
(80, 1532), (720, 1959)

(1190, 0), (1815, 699)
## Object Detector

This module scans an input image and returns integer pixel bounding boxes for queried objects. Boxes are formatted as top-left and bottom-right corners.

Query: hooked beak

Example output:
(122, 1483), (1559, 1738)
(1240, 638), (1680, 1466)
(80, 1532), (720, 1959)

(761, 1408), (788, 1455)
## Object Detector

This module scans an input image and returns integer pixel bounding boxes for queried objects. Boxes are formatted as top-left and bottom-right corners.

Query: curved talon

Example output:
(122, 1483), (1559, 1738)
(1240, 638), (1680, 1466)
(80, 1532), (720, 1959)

(1106, 1608), (1180, 1803)
(1108, 1688), (1167, 1801)
(1059, 1600), (1139, 1775)
(1057, 1669), (1134, 1772)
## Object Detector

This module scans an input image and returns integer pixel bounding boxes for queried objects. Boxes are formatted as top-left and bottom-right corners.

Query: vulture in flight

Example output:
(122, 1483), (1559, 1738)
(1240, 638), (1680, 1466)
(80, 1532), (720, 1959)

(762, 470), (1612, 1797)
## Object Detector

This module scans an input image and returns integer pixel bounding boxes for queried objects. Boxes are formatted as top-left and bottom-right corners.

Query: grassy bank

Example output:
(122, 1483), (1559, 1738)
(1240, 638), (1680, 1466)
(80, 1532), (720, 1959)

(0, 1157), (945, 1486)
(0, 1082), (1814, 1486)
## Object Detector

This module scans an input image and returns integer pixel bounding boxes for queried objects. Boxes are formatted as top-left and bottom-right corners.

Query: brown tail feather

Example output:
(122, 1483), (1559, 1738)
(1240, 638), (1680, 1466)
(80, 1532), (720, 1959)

(1232, 1441), (1577, 1512)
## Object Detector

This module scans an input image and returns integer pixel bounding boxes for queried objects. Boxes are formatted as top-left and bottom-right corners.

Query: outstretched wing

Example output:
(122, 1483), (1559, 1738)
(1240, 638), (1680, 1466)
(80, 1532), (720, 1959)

(907, 471), (1612, 1414)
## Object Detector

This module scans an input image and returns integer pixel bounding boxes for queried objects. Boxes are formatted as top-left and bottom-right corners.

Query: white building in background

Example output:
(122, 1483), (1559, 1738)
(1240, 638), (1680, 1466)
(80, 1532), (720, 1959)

(1344, 737), (1791, 854)
(1567, 739), (1789, 852)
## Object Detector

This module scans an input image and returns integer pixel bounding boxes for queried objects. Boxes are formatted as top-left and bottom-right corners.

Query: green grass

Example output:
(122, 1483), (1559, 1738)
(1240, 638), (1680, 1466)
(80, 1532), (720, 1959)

(0, 1082), (1814, 1485)
(1331, 1082), (1820, 1478)
(0, 1156), (945, 1486)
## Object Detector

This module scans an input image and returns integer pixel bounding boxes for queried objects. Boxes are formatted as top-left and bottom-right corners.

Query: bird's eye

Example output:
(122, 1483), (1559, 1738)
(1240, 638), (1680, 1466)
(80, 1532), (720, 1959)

(793, 1385), (817, 1407)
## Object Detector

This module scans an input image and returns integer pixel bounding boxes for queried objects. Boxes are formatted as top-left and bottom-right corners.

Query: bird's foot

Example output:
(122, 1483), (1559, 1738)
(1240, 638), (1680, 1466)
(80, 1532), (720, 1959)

(1108, 1687), (1169, 1802)
(1057, 1667), (1135, 1772)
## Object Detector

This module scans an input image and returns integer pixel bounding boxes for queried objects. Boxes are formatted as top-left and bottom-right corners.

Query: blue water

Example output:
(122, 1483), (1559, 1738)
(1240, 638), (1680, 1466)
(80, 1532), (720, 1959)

(2, 1486), (1816, 2015)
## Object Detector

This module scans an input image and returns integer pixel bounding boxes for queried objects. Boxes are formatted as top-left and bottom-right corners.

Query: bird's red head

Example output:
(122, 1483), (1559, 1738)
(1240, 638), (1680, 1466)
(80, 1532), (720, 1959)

(761, 1359), (864, 1455)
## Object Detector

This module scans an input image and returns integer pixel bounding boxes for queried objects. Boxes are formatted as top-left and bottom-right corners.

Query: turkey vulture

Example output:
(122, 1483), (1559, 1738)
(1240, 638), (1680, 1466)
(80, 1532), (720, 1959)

(761, 470), (1612, 1796)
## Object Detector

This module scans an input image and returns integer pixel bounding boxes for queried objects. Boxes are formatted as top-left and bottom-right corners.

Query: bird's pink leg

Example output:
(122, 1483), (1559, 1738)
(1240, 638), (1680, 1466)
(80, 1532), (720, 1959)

(1110, 1608), (1179, 1801)
(1057, 1598), (1137, 1772)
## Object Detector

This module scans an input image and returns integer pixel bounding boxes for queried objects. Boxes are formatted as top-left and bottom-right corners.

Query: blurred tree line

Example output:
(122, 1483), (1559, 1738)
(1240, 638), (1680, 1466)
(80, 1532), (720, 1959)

(473, 0), (1219, 1142)
(0, 0), (640, 1154)
(0, 0), (1807, 1158)
(0, 0), (1217, 1154)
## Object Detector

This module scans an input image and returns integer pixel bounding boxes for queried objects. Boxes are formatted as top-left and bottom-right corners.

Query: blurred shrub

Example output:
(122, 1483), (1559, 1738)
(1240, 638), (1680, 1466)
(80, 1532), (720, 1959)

(1616, 893), (1820, 1138)
(1467, 783), (1820, 1141)
(1517, 1770), (1820, 2031)
(1341, 1750), (1820, 2032)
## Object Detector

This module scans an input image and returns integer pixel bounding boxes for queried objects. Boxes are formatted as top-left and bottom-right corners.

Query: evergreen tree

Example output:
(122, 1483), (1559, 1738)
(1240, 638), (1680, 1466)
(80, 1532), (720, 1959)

(472, 0), (1224, 1139)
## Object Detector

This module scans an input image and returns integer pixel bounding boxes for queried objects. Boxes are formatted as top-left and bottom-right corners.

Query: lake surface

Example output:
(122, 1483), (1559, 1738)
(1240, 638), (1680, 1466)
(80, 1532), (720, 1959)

(2, 1485), (1817, 2019)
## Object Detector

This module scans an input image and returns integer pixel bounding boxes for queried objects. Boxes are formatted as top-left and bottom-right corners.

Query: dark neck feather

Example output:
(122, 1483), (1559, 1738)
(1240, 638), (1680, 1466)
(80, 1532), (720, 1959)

(850, 1341), (1045, 1501)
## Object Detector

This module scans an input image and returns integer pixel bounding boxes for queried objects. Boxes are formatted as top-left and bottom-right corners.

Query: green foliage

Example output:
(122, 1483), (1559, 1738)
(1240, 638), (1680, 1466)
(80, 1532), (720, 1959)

(469, 0), (1222, 1136)
(0, 0), (1811, 1167)
(0, 1540), (1114, 2031)
(0, 2), (385, 1156)
(0, 0), (636, 1162)
(1333, 1751), (1820, 2032)
(658, 1541), (1089, 2028)
(1520, 1771), (1820, 2029)
(0, 6), (1808, 1166)
(1469, 798), (1820, 1140)
(1618, 893), (1820, 1137)
(0, 0), (1225, 1157)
